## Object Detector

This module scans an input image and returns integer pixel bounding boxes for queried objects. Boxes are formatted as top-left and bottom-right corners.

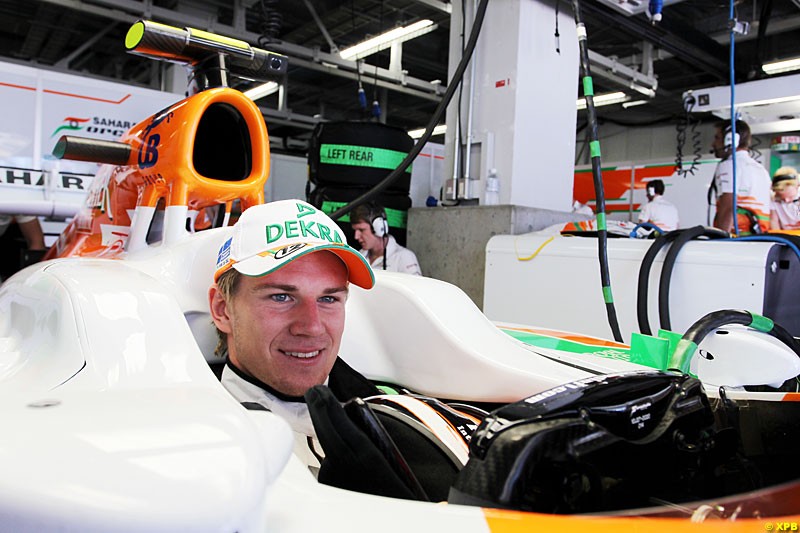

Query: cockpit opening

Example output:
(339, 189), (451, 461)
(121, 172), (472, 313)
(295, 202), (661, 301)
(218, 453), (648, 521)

(193, 103), (252, 182)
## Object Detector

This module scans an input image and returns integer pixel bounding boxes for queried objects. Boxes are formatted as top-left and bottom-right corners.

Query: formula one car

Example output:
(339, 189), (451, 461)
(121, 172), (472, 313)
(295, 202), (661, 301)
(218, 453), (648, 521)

(1, 19), (798, 532)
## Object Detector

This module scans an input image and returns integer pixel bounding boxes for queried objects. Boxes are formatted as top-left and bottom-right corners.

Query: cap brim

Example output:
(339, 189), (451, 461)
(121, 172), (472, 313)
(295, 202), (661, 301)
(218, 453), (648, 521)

(232, 243), (375, 289)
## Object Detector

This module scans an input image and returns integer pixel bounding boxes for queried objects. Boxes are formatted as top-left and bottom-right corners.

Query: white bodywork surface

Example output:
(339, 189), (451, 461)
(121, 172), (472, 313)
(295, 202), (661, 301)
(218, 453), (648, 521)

(0, 227), (627, 531)
(1, 228), (796, 530)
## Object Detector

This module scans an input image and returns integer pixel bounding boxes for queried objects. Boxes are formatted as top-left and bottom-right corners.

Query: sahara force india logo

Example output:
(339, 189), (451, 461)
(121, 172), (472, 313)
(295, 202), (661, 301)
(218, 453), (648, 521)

(51, 116), (136, 138)
(51, 117), (90, 137)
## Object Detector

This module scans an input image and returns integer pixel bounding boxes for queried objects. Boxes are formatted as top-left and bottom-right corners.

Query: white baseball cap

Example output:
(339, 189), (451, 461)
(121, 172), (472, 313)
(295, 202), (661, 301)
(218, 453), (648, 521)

(214, 200), (374, 289)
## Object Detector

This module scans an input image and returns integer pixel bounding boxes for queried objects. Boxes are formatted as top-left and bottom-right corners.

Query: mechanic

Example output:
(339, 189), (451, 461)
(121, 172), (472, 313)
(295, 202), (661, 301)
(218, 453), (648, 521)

(350, 202), (421, 275)
(208, 199), (379, 469)
(638, 179), (679, 231)
(770, 166), (800, 230)
(711, 119), (771, 234)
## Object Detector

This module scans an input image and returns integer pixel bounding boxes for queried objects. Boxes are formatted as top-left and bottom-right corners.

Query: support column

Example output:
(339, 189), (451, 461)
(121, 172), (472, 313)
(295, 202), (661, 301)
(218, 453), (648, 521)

(445, 0), (579, 210)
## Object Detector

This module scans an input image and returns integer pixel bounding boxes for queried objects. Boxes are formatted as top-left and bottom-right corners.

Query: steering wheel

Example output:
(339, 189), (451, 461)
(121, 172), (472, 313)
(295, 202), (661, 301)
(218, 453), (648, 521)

(305, 385), (429, 501)
(667, 310), (800, 374)
(342, 397), (430, 500)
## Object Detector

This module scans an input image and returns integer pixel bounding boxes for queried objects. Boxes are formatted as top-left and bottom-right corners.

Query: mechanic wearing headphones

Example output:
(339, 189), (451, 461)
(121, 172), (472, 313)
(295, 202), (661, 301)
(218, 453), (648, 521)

(637, 179), (679, 231)
(710, 119), (771, 234)
(350, 202), (422, 275)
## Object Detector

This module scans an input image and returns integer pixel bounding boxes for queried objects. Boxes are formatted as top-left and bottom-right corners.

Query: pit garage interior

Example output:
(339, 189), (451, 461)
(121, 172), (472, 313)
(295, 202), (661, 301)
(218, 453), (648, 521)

(3, 0), (800, 528)
(4, 0), (800, 306)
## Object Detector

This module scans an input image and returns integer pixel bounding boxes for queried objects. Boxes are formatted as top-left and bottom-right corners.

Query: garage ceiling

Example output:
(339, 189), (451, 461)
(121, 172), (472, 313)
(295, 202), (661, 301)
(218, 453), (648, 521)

(2, 0), (800, 154)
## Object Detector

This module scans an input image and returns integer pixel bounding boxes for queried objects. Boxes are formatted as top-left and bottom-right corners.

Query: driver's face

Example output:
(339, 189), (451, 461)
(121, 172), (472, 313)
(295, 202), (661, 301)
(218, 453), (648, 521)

(214, 251), (349, 397)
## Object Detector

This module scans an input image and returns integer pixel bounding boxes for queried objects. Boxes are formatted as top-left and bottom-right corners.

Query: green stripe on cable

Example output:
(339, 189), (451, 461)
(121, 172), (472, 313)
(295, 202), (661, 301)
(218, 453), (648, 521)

(668, 338), (699, 374)
(596, 212), (607, 230)
(582, 76), (594, 97)
(589, 140), (601, 158)
(748, 313), (774, 332)
(602, 285), (614, 303)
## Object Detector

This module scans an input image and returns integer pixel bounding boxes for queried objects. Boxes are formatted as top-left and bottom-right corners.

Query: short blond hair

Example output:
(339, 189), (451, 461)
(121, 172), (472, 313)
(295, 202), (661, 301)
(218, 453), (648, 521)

(213, 268), (242, 358)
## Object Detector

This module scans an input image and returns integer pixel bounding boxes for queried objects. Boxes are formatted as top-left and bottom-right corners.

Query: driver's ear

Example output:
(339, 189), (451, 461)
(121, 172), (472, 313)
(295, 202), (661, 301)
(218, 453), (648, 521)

(209, 285), (233, 334)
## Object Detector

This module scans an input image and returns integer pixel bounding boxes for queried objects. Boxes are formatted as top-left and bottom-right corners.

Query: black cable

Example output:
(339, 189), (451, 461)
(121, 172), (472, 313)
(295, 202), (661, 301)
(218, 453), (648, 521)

(356, 60), (367, 114)
(329, 0), (489, 221)
(675, 93), (701, 177)
(456, 1), (468, 185)
(675, 105), (689, 175)
(706, 177), (717, 226)
(654, 227), (706, 333)
(658, 226), (729, 332)
(690, 117), (703, 172)
(754, 0), (773, 75)
(370, 0), (385, 120)
(750, 135), (764, 162)
(350, 0), (368, 116)
(257, 0), (283, 47)
(636, 230), (682, 335)
(572, 0), (623, 343)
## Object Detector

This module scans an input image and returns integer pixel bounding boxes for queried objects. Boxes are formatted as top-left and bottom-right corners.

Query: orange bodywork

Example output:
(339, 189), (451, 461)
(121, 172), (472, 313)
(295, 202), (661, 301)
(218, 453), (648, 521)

(46, 87), (269, 259)
(483, 509), (800, 532)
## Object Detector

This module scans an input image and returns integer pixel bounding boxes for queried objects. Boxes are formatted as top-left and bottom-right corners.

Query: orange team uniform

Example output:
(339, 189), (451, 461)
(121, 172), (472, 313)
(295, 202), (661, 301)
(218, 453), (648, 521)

(713, 152), (771, 234)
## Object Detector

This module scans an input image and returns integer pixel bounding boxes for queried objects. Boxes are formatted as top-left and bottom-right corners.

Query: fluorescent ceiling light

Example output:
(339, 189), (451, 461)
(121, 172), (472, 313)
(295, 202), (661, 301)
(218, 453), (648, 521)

(576, 91), (629, 109)
(243, 81), (279, 101)
(340, 20), (436, 60)
(631, 85), (656, 97)
(408, 124), (446, 139)
(763, 57), (800, 75)
(622, 99), (648, 108)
